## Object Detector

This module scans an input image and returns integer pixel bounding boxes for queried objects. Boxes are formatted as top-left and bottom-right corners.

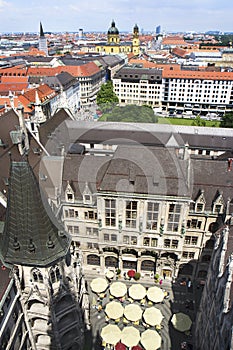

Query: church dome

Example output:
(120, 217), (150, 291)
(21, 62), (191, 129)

(108, 20), (119, 35)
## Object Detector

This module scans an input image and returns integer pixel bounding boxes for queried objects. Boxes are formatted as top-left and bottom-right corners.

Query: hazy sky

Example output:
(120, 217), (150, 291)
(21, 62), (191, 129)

(0, 0), (233, 33)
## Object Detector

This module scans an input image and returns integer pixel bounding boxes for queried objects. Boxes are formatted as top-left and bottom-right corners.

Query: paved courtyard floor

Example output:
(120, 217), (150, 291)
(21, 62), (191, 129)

(83, 272), (197, 350)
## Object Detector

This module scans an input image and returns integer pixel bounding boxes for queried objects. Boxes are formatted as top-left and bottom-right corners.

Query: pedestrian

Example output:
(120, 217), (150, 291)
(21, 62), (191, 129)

(187, 278), (192, 288)
(163, 272), (166, 280)
(159, 279), (163, 285)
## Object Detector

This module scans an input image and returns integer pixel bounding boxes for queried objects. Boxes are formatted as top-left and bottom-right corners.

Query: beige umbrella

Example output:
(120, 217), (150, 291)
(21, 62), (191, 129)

(143, 307), (164, 326)
(101, 324), (121, 345)
(121, 326), (140, 347)
(124, 303), (143, 322)
(128, 284), (146, 300)
(105, 301), (124, 320)
(147, 286), (165, 303)
(140, 329), (161, 350)
(90, 277), (108, 294)
(110, 281), (127, 298)
(105, 270), (115, 279)
(171, 312), (192, 332)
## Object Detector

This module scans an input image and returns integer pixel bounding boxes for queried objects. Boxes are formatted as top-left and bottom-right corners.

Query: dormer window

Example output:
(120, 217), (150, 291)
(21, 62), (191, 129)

(83, 182), (92, 205)
(195, 190), (206, 213)
(196, 203), (204, 212)
(65, 181), (75, 203)
(213, 191), (224, 215)
(67, 193), (73, 201)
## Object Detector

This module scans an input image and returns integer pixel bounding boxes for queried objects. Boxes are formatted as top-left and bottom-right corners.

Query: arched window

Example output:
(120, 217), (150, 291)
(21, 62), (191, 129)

(50, 266), (60, 283)
(105, 256), (118, 267)
(141, 260), (155, 271)
(31, 269), (43, 283)
(87, 254), (100, 266)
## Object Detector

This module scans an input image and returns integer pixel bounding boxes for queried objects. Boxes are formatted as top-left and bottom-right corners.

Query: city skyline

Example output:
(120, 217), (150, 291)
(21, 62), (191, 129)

(0, 0), (233, 34)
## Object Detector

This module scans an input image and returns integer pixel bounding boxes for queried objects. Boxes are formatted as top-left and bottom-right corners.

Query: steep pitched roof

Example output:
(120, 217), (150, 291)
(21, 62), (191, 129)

(0, 161), (70, 267)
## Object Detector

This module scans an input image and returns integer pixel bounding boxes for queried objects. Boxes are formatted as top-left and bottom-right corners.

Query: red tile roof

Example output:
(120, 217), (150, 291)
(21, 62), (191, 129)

(1, 76), (28, 83)
(17, 84), (57, 114)
(0, 83), (28, 95)
(162, 66), (233, 80)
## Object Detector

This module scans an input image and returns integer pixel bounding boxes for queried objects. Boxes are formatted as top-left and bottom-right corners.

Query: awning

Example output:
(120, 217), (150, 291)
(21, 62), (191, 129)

(122, 256), (137, 262)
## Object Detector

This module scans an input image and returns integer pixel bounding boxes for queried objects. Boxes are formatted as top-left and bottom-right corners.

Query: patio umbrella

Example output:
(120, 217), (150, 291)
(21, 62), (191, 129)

(124, 304), (143, 322)
(105, 301), (124, 320)
(121, 326), (140, 347)
(106, 270), (115, 279)
(115, 342), (126, 350)
(128, 284), (146, 300)
(110, 281), (127, 298)
(101, 324), (121, 345)
(140, 329), (161, 350)
(146, 286), (165, 303)
(171, 312), (192, 332)
(90, 277), (108, 294)
(127, 269), (136, 278)
(143, 307), (164, 326)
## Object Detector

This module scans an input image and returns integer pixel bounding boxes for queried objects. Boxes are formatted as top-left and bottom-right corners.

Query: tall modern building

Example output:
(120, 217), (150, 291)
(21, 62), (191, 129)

(156, 25), (161, 35)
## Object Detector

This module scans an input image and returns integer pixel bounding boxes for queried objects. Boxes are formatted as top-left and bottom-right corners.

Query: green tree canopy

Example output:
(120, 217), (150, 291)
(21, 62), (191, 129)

(220, 112), (233, 128)
(96, 81), (119, 112)
(99, 105), (157, 123)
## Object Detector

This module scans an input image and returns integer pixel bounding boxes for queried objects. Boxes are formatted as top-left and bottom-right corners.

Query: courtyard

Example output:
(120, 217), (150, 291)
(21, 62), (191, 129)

(83, 271), (196, 350)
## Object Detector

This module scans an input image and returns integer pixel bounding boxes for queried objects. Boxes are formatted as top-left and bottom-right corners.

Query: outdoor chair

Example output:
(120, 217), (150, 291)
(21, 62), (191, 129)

(123, 317), (129, 324)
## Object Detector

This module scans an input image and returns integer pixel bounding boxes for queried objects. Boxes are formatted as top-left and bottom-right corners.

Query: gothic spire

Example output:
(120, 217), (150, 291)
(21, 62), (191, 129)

(40, 22), (45, 37)
(0, 161), (71, 267)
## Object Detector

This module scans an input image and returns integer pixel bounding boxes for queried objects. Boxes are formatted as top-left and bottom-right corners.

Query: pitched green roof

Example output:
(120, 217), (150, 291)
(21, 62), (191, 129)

(0, 161), (70, 267)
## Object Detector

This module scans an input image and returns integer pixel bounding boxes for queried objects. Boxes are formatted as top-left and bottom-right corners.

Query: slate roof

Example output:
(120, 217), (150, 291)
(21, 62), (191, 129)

(191, 157), (233, 211)
(55, 120), (233, 153)
(62, 145), (191, 199)
(0, 161), (70, 267)
(113, 66), (162, 81)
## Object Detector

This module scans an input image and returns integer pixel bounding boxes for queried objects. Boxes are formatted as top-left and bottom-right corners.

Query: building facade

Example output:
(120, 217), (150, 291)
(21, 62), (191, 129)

(195, 223), (233, 350)
(37, 119), (233, 283)
(95, 20), (140, 56)
(112, 65), (233, 115)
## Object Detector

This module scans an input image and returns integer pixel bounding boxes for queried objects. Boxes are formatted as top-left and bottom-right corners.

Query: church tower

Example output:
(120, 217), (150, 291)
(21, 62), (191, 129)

(0, 160), (85, 349)
(132, 23), (140, 55)
(107, 20), (120, 44)
(39, 22), (48, 56)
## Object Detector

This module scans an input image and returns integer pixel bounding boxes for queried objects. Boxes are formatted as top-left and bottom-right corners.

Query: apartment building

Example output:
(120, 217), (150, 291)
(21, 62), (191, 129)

(162, 67), (233, 115)
(112, 65), (233, 115)
(113, 66), (163, 107)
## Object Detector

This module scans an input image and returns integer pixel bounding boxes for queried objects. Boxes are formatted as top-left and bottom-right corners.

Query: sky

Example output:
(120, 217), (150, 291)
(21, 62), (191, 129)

(0, 0), (233, 34)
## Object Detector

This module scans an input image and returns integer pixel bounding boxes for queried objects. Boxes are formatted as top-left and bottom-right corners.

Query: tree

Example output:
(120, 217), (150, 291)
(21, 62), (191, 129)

(99, 105), (158, 123)
(220, 112), (233, 128)
(191, 115), (206, 127)
(96, 81), (119, 112)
